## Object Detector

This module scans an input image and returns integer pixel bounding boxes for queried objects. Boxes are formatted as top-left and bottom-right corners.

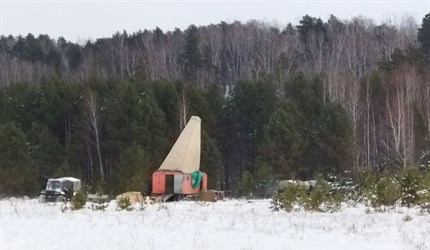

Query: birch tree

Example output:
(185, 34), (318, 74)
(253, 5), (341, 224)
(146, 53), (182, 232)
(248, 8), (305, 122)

(83, 88), (105, 182)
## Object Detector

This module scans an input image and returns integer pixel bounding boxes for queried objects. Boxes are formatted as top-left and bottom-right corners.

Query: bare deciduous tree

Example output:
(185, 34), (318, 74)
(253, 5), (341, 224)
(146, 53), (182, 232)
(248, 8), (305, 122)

(83, 88), (105, 182)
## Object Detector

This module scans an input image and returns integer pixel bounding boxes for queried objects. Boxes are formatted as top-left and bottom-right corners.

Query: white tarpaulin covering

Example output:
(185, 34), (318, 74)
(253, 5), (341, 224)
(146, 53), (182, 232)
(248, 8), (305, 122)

(158, 116), (201, 173)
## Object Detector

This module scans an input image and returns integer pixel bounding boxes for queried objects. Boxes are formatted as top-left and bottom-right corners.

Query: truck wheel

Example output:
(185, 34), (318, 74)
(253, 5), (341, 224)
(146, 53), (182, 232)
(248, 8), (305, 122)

(39, 195), (46, 203)
(58, 196), (66, 203)
(60, 202), (68, 212)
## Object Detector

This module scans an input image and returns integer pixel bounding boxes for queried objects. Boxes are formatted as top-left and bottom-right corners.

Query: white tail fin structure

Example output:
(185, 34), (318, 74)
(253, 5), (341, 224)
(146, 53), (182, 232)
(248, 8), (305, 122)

(158, 116), (201, 174)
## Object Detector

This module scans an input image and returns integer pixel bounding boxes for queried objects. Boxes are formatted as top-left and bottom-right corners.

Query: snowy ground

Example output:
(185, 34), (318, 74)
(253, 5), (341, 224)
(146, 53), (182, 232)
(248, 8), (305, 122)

(1, 198), (429, 250)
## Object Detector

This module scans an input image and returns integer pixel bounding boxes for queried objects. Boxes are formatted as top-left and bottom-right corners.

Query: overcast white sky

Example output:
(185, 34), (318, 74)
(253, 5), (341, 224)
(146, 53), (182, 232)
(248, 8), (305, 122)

(0, 0), (429, 42)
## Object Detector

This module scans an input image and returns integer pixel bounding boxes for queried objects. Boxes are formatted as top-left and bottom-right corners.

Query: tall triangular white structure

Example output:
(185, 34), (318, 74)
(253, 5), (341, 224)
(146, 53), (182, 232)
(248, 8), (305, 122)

(158, 116), (201, 174)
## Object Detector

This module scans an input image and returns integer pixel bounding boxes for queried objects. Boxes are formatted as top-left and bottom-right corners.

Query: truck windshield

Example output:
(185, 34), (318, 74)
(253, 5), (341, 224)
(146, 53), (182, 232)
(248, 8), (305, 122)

(46, 180), (61, 190)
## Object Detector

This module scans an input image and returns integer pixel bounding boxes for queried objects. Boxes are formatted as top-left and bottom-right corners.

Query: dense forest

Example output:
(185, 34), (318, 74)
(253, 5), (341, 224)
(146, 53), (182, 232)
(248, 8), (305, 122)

(1, 13), (430, 197)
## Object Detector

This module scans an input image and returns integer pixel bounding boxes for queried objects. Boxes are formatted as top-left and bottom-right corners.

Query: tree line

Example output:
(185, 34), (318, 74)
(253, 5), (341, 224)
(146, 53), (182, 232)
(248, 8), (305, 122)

(0, 13), (430, 196)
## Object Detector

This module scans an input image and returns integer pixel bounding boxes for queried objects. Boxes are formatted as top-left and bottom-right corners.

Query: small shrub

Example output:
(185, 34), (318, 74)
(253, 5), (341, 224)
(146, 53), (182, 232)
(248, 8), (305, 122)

(90, 183), (109, 211)
(371, 176), (401, 209)
(117, 196), (133, 211)
(71, 190), (86, 210)
(271, 181), (307, 212)
(271, 179), (342, 212)
(327, 172), (356, 204)
(239, 170), (254, 198)
(271, 192), (283, 211)
(329, 192), (344, 212)
(356, 168), (377, 204)
(418, 172), (430, 213)
(92, 195), (109, 211)
(303, 179), (343, 212)
(253, 162), (277, 198)
(365, 207), (372, 214)
(403, 214), (413, 222)
(400, 167), (421, 207)
(303, 180), (331, 211)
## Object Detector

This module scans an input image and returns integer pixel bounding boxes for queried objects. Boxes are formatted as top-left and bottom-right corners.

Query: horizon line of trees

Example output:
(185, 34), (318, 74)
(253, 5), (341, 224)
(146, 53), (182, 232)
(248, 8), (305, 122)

(1, 13), (430, 196)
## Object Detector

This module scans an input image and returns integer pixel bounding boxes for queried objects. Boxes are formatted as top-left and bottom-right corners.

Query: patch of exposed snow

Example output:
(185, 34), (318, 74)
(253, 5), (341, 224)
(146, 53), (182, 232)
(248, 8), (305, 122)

(0, 198), (429, 250)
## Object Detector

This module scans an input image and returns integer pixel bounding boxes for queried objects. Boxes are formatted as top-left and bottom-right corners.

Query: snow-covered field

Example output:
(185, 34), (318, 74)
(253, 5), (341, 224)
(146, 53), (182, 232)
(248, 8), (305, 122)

(1, 198), (429, 250)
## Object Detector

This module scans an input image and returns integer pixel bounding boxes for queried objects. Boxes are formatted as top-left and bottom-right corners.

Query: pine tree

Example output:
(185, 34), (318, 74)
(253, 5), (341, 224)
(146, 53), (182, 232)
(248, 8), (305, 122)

(0, 123), (36, 195)
(115, 143), (149, 194)
(418, 13), (430, 60)
(131, 87), (169, 165)
(180, 25), (202, 81)
(311, 102), (353, 175)
(258, 101), (304, 179)
(151, 81), (180, 140)
(201, 131), (223, 190)
(221, 78), (277, 192)
(28, 123), (64, 177)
